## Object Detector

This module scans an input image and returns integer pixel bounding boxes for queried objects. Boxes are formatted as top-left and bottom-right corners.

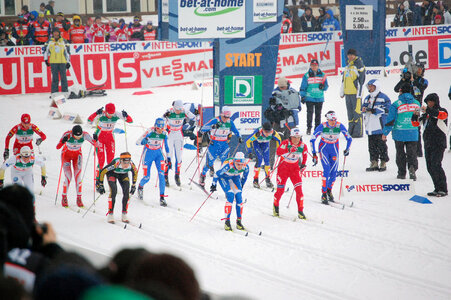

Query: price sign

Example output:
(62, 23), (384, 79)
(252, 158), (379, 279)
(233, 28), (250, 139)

(345, 5), (373, 30)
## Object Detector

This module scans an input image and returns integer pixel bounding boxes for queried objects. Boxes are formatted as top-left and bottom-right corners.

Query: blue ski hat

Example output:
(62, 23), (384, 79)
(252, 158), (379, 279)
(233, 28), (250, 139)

(154, 118), (165, 128)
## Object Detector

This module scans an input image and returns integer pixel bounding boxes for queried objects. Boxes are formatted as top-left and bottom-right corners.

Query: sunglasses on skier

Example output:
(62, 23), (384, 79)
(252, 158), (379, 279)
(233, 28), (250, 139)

(121, 158), (131, 163)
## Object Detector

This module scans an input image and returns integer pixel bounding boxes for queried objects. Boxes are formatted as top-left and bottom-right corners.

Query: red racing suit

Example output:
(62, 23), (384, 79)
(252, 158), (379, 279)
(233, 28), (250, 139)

(56, 131), (95, 198)
(273, 139), (308, 212)
(5, 123), (46, 155)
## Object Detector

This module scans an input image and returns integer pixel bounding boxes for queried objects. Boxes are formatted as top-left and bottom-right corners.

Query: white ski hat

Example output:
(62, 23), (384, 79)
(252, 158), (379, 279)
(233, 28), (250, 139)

(20, 146), (32, 157)
(290, 128), (301, 137)
(234, 152), (246, 163)
(221, 106), (232, 117)
(173, 100), (184, 110)
(325, 111), (337, 121)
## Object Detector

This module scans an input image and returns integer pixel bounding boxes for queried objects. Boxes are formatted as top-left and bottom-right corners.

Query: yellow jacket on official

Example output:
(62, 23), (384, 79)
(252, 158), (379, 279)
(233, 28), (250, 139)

(43, 37), (70, 64)
(340, 56), (366, 98)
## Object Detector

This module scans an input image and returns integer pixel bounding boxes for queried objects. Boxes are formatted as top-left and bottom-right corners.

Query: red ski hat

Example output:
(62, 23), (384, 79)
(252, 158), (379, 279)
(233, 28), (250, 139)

(105, 103), (115, 114)
(21, 113), (31, 124)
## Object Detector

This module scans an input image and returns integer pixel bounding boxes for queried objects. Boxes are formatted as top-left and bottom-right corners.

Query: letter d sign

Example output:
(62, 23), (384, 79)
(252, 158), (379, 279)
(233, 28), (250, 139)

(438, 40), (451, 67)
(233, 76), (254, 103)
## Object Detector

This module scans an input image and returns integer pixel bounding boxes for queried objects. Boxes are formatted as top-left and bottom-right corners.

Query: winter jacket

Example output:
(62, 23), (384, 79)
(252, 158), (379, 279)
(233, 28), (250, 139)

(383, 93), (420, 142)
(445, 10), (451, 24)
(272, 85), (301, 110)
(299, 69), (329, 102)
(412, 99), (448, 149)
(44, 37), (70, 64)
(421, 2), (434, 25)
(362, 81), (391, 135)
(341, 56), (366, 98)
(394, 7), (414, 26)
(321, 10), (340, 31)
(300, 14), (317, 32)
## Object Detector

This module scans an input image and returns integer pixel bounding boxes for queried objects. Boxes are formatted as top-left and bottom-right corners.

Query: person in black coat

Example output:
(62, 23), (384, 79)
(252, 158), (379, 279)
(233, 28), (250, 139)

(412, 93), (448, 197)
(300, 7), (317, 32)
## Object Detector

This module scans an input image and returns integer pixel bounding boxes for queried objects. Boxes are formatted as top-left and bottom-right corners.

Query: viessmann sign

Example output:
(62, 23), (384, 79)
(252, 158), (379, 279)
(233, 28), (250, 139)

(178, 0), (246, 39)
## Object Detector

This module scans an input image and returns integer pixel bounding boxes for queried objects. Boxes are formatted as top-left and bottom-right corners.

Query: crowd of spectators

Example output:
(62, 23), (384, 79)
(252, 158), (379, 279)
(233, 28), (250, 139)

(0, 184), (212, 300)
(281, 5), (340, 33)
(393, 0), (451, 27)
(0, 3), (157, 47)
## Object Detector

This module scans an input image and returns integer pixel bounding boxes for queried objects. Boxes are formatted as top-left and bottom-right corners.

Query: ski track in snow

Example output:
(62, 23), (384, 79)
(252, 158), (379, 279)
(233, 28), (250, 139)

(1, 69), (451, 299)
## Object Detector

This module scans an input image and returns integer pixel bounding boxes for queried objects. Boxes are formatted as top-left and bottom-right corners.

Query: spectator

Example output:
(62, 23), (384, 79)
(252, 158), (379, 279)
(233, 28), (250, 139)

(316, 7), (327, 31)
(290, 6), (302, 32)
(128, 16), (144, 41)
(0, 277), (30, 300)
(99, 248), (151, 284)
(12, 16), (31, 45)
(299, 59), (329, 135)
(45, 0), (55, 16)
(444, 7), (451, 24)
(84, 17), (93, 43)
(394, 1), (414, 27)
(434, 13), (443, 24)
(340, 48), (366, 138)
(273, 77), (301, 128)
(321, 9), (340, 31)
(430, 5), (443, 24)
(300, 7), (317, 32)
(409, 0), (423, 25)
(39, 3), (51, 23)
(110, 19), (128, 42)
(412, 93), (448, 197)
(90, 16), (108, 43)
(0, 30), (14, 46)
(44, 28), (71, 95)
(29, 10), (38, 22)
(281, 8), (293, 33)
(362, 79), (391, 172)
(69, 15), (85, 44)
(54, 12), (70, 41)
(19, 5), (31, 22)
(421, 0), (434, 25)
(31, 13), (51, 45)
(382, 82), (421, 180)
(141, 21), (156, 41)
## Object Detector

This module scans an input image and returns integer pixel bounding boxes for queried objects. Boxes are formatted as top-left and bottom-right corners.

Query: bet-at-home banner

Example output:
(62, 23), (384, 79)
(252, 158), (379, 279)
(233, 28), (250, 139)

(178, 0), (246, 39)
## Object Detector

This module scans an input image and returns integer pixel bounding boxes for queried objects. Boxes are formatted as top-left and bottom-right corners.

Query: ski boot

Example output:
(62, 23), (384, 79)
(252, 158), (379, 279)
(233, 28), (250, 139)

(107, 212), (114, 224)
(409, 166), (416, 181)
(306, 128), (311, 135)
(366, 161), (379, 172)
(326, 189), (334, 202)
(160, 195), (167, 207)
(209, 166), (215, 177)
(174, 174), (181, 187)
(397, 173), (406, 179)
(61, 195), (68, 207)
(253, 178), (260, 188)
(76, 195), (84, 207)
(321, 192), (328, 205)
(236, 219), (245, 231)
(122, 212), (129, 223)
(427, 190), (438, 197)
(298, 210), (306, 220)
(137, 186), (144, 200)
(265, 177), (274, 188)
(273, 204), (279, 217)
(224, 219), (232, 231)
(164, 175), (170, 187)
(379, 160), (387, 172)
(199, 174), (206, 187)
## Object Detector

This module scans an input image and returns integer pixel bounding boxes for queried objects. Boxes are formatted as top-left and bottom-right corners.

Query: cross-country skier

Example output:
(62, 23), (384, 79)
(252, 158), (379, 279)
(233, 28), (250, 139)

(87, 103), (133, 178)
(0, 146), (46, 199)
(56, 125), (95, 208)
(310, 111), (352, 205)
(96, 152), (137, 224)
(163, 100), (195, 187)
(245, 122), (282, 189)
(209, 152), (250, 231)
(273, 128), (308, 219)
(136, 118), (170, 207)
(182, 102), (201, 142)
(199, 106), (242, 187)
(4, 114), (46, 161)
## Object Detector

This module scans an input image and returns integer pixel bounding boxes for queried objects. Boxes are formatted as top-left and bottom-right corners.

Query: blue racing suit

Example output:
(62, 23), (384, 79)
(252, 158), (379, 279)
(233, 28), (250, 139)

(200, 117), (241, 176)
(212, 158), (250, 220)
(310, 122), (352, 193)
(137, 128), (169, 196)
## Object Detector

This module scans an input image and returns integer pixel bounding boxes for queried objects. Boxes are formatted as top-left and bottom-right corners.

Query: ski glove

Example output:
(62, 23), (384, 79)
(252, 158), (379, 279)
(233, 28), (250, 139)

(45, 60), (50, 67)
(36, 138), (43, 146)
(130, 184), (136, 195)
(300, 164), (307, 172)
(238, 137), (243, 144)
(66, 63), (71, 69)
(96, 181), (105, 194)
(343, 149), (350, 156)
(61, 136), (69, 144)
(96, 107), (104, 115)
(3, 149), (9, 160)
(210, 184), (217, 193)
(93, 133), (98, 141)
(301, 96), (306, 104)
(122, 110), (128, 118)
(163, 112), (170, 118)
(312, 154), (318, 166)
(0, 179), (3, 189)
(318, 83), (324, 90)
(41, 176), (47, 187)
(166, 158), (172, 170)
(248, 152), (254, 160)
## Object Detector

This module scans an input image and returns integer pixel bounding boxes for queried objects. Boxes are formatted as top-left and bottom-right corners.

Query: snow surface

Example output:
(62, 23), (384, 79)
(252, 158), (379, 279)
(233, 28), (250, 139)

(1, 69), (451, 300)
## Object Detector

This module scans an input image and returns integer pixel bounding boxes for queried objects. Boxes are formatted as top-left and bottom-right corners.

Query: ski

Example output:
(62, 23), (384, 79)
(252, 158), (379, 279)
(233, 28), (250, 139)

(322, 201), (345, 209)
(189, 179), (210, 196)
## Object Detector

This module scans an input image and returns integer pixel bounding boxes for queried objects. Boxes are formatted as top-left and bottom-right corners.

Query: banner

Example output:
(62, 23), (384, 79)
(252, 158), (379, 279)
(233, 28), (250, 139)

(253, 0), (277, 22)
(229, 105), (262, 135)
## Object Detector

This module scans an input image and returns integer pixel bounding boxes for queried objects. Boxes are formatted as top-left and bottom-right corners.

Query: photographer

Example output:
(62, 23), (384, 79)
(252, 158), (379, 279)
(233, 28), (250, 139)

(272, 77), (301, 129)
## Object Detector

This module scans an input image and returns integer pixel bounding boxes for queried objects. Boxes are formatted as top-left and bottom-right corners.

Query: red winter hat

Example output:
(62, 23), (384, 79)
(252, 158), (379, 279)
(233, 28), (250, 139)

(21, 113), (31, 124)
(105, 103), (115, 114)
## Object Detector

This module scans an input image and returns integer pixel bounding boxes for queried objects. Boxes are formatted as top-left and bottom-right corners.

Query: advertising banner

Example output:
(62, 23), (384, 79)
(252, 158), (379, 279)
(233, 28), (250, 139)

(224, 75), (263, 105)
(253, 0), (277, 22)
(178, 0), (246, 39)
(344, 182), (413, 194)
(229, 105), (262, 135)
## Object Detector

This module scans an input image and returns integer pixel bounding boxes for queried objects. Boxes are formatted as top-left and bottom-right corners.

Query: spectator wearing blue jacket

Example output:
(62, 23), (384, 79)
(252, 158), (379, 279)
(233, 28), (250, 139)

(362, 79), (391, 172)
(382, 82), (421, 180)
(321, 9), (340, 31)
(299, 59), (329, 135)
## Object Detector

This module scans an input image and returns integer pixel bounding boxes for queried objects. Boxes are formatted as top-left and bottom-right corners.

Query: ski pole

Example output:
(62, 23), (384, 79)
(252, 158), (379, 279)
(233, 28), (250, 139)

(81, 143), (93, 183)
(189, 191), (214, 222)
(338, 156), (347, 203)
(286, 188), (295, 209)
(93, 145), (97, 203)
(54, 162), (63, 205)
(83, 193), (103, 218)
(260, 157), (283, 186)
(124, 122), (129, 152)
(230, 142), (240, 158)
(188, 148), (207, 186)
(184, 154), (197, 173)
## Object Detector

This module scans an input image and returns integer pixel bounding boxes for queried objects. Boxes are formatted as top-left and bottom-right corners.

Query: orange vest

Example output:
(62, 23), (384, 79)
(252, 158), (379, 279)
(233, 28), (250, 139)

(69, 25), (85, 43)
(13, 22), (30, 38)
(32, 20), (50, 43)
(54, 21), (70, 41)
(143, 29), (156, 41)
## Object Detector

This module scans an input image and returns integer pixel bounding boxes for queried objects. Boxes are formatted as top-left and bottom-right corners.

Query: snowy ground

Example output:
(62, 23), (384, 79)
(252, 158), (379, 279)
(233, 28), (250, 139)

(1, 69), (450, 300)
